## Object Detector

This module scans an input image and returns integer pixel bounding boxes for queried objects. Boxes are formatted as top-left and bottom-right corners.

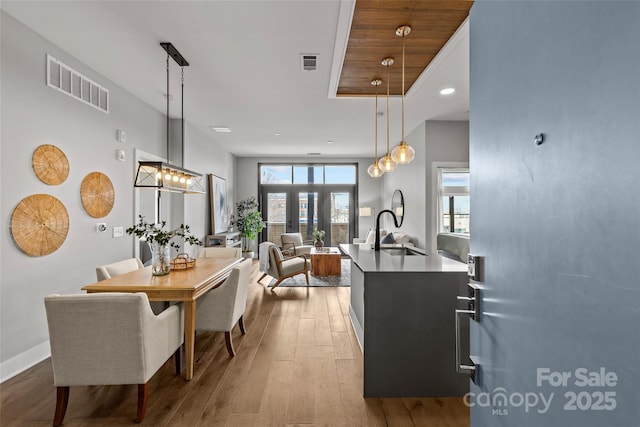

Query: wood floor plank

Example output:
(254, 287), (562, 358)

(332, 330), (355, 360)
(255, 360), (293, 426)
(231, 314), (285, 414)
(1, 261), (469, 427)
(327, 288), (348, 332)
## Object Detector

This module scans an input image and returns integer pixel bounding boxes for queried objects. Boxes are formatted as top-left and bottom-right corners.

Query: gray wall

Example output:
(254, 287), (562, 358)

(0, 12), (232, 379)
(470, 2), (639, 426)
(383, 120), (469, 250)
(235, 156), (380, 250)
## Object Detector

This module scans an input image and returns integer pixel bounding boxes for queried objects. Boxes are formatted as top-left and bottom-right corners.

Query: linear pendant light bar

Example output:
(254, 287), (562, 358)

(135, 42), (204, 194)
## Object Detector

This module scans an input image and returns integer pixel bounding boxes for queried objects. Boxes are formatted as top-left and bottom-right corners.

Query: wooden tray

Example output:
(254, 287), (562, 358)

(170, 253), (196, 270)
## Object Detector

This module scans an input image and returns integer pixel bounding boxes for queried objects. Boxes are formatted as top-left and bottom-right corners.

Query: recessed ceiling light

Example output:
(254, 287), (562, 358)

(210, 126), (231, 133)
(327, 140), (334, 144)
(440, 88), (456, 95)
(275, 133), (280, 136)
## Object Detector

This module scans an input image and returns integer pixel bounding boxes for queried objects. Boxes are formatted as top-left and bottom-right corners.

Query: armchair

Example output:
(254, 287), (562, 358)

(280, 232), (314, 256)
(258, 244), (310, 290)
(44, 292), (184, 425)
(195, 259), (251, 357)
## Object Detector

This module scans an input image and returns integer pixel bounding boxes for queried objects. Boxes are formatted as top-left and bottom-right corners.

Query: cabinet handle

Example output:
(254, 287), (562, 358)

(455, 309), (476, 382)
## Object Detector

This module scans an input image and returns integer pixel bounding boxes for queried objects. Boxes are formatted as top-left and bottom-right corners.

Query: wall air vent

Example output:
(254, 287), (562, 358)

(46, 54), (109, 113)
(301, 54), (318, 71)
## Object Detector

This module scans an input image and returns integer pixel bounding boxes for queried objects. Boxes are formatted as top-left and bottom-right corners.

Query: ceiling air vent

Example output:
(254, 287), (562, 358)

(307, 152), (322, 156)
(301, 54), (318, 71)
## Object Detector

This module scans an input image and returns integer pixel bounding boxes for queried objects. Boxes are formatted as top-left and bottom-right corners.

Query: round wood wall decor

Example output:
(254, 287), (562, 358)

(32, 144), (69, 185)
(80, 172), (115, 218)
(11, 194), (69, 256)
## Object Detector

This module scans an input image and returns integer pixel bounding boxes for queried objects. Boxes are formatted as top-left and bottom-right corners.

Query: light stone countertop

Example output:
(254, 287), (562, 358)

(340, 244), (468, 273)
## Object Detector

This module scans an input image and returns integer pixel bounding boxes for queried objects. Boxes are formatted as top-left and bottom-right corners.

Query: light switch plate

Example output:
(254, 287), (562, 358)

(113, 226), (124, 238)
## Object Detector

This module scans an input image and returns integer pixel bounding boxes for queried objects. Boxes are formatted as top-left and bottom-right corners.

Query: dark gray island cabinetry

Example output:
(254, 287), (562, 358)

(340, 244), (470, 397)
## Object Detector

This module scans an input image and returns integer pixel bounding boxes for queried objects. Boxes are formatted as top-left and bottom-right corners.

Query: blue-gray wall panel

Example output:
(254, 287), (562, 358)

(470, 1), (640, 426)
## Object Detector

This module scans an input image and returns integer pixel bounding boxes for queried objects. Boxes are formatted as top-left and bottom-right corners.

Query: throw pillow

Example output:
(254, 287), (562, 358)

(365, 229), (388, 245)
(394, 233), (412, 245)
(380, 233), (395, 244)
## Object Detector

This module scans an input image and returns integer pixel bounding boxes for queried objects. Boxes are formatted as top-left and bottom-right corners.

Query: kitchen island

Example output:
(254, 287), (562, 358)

(340, 244), (470, 397)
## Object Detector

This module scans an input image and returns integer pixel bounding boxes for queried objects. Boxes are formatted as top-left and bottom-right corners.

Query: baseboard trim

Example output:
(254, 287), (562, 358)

(0, 341), (50, 383)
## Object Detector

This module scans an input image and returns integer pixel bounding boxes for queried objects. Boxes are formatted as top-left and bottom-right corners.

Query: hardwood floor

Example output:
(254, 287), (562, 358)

(0, 261), (470, 426)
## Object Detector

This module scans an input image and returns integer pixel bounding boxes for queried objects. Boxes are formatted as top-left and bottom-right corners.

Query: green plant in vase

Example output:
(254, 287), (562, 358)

(126, 215), (201, 275)
(312, 228), (325, 248)
(233, 196), (265, 257)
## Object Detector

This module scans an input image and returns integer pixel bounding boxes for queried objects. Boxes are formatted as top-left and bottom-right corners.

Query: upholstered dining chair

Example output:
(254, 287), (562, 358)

(258, 244), (310, 290)
(96, 257), (144, 281)
(195, 259), (252, 357)
(96, 257), (165, 314)
(198, 246), (242, 259)
(44, 292), (184, 426)
(280, 232), (314, 256)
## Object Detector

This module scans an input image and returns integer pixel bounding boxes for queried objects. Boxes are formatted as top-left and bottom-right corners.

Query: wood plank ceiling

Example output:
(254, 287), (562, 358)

(338, 0), (473, 96)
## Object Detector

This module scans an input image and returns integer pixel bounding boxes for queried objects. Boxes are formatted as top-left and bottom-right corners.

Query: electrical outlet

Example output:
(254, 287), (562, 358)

(96, 223), (107, 233)
(113, 226), (124, 238)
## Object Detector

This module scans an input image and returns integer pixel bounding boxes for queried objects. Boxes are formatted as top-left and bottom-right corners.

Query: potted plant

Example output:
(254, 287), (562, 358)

(312, 228), (325, 248)
(127, 215), (201, 276)
(233, 196), (266, 258)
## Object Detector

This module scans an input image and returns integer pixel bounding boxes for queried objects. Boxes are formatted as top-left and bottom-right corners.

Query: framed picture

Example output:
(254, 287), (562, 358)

(209, 174), (228, 234)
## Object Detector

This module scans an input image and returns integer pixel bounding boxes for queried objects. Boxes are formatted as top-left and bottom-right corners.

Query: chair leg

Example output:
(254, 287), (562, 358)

(271, 277), (284, 290)
(225, 331), (236, 357)
(258, 273), (267, 282)
(53, 386), (69, 427)
(304, 270), (310, 285)
(174, 345), (182, 375)
(238, 315), (246, 335)
(136, 383), (149, 423)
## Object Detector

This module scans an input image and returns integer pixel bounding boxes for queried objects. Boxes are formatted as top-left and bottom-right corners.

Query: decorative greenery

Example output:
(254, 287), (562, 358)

(312, 229), (325, 242)
(233, 196), (266, 251)
(126, 215), (202, 252)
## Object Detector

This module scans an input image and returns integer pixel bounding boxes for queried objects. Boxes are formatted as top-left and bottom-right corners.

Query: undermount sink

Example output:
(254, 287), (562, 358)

(380, 247), (423, 256)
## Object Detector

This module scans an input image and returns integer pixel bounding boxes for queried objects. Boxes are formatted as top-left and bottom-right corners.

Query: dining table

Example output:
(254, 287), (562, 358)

(81, 256), (242, 380)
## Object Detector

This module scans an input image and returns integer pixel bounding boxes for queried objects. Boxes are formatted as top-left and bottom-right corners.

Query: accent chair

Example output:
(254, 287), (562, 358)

(258, 244), (310, 290)
(280, 232), (314, 256)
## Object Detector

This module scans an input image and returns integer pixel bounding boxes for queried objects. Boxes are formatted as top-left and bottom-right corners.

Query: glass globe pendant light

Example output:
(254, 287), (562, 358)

(367, 79), (384, 178)
(378, 57), (396, 173)
(391, 25), (416, 164)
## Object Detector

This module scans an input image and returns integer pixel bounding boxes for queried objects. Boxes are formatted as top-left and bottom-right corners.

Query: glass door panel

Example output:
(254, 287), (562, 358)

(298, 192), (318, 241)
(329, 192), (350, 246)
(264, 192), (287, 246)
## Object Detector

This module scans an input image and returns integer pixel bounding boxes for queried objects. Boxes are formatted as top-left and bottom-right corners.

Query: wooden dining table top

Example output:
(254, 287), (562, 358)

(82, 256), (242, 301)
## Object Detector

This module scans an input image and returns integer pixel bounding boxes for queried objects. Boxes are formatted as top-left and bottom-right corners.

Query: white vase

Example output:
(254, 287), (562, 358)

(151, 243), (171, 276)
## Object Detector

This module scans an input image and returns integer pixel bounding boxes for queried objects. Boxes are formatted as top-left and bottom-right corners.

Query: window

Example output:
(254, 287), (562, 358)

(260, 164), (357, 185)
(259, 163), (357, 246)
(438, 169), (470, 234)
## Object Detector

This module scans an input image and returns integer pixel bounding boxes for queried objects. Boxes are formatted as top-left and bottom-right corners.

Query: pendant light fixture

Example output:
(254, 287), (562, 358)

(378, 57), (396, 173)
(391, 25), (416, 165)
(134, 42), (204, 194)
(367, 78), (384, 178)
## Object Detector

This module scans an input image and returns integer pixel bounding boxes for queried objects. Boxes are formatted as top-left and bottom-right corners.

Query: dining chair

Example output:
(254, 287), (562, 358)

(96, 257), (165, 314)
(195, 259), (252, 357)
(280, 232), (314, 256)
(44, 292), (184, 426)
(198, 246), (242, 259)
(96, 257), (144, 281)
(258, 244), (310, 290)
